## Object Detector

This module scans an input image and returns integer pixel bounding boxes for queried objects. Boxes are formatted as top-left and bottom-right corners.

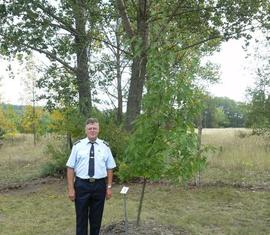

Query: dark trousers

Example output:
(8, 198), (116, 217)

(74, 177), (106, 235)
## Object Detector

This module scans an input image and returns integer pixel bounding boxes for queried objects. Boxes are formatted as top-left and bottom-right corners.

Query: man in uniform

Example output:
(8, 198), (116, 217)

(66, 117), (116, 235)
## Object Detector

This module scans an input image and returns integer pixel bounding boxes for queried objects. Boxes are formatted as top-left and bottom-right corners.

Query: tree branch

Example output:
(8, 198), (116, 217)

(36, 3), (77, 35)
(91, 35), (131, 55)
(170, 24), (260, 54)
(148, 5), (220, 24)
(116, 0), (135, 39)
(26, 45), (76, 74)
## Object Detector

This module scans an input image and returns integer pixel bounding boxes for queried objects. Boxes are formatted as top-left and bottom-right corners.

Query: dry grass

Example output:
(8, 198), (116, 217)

(0, 134), (49, 187)
(201, 128), (270, 187)
(0, 130), (270, 235)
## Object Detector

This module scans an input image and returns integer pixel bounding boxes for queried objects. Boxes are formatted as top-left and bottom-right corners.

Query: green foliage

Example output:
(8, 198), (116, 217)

(40, 107), (86, 177)
(118, 115), (168, 182)
(164, 129), (205, 184)
(246, 37), (270, 135)
(118, 43), (207, 183)
(0, 127), (5, 140)
(20, 106), (46, 134)
(0, 105), (17, 138)
(215, 107), (229, 127)
(0, 0), (101, 117)
(202, 96), (248, 128)
(41, 138), (70, 177)
(37, 66), (78, 111)
(1, 0), (268, 129)
(48, 106), (86, 141)
(97, 112), (129, 161)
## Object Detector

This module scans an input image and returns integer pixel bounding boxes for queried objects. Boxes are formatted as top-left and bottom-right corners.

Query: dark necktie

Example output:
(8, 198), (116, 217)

(88, 143), (95, 177)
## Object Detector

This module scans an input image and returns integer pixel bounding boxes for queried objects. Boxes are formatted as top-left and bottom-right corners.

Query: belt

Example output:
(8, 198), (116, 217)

(76, 177), (106, 183)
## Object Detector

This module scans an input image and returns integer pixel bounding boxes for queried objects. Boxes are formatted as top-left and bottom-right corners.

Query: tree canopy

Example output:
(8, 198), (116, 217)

(247, 35), (270, 133)
(1, 0), (269, 129)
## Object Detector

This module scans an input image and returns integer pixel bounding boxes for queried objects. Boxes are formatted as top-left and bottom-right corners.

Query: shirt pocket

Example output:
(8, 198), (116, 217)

(77, 149), (89, 162)
(96, 148), (106, 162)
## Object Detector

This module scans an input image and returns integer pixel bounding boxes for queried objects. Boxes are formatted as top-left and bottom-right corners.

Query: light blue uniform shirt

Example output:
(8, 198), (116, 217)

(66, 137), (116, 179)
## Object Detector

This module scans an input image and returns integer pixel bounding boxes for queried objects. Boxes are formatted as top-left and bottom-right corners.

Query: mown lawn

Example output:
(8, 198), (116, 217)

(0, 130), (269, 235)
(0, 181), (269, 235)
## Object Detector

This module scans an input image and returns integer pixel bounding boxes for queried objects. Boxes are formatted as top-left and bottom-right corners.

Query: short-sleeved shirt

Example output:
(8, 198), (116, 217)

(66, 137), (116, 179)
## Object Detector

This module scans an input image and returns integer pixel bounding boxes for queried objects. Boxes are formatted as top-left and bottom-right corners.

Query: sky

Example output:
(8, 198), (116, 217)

(0, 39), (257, 106)
(207, 39), (255, 102)
(0, 59), (24, 105)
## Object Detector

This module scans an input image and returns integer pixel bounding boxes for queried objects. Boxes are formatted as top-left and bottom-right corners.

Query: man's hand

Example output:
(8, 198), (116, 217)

(106, 188), (112, 200)
(68, 188), (76, 201)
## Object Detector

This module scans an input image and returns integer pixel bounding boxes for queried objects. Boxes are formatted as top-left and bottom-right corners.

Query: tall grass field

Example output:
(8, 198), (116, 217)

(0, 129), (269, 235)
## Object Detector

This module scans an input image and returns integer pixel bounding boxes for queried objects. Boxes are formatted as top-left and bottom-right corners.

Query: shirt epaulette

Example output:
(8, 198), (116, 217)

(73, 140), (81, 145)
(103, 140), (109, 146)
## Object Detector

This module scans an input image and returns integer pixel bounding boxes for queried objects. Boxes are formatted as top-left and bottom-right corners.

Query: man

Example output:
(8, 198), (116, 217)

(66, 118), (116, 235)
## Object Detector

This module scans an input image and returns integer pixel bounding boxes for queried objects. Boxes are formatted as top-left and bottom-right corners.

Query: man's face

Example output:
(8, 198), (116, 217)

(85, 122), (99, 141)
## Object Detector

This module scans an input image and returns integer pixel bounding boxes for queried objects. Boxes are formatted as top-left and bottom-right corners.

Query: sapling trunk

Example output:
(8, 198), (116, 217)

(196, 114), (203, 186)
(136, 177), (147, 226)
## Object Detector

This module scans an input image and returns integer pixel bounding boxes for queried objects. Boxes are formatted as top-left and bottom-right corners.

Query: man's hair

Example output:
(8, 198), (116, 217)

(85, 117), (99, 125)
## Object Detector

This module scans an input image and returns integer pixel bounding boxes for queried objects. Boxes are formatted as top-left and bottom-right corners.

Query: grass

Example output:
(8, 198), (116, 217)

(0, 182), (269, 235)
(0, 129), (270, 234)
(0, 134), (49, 187)
(201, 128), (270, 186)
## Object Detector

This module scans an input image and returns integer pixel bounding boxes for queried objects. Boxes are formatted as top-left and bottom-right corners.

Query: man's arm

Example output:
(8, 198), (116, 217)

(106, 169), (113, 199)
(67, 167), (75, 201)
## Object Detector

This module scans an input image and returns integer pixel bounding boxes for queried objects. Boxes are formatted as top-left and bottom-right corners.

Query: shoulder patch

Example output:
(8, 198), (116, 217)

(73, 140), (81, 145)
(103, 140), (110, 146)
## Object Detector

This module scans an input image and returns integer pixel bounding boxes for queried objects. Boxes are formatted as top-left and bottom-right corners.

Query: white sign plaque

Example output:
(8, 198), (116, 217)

(120, 186), (129, 194)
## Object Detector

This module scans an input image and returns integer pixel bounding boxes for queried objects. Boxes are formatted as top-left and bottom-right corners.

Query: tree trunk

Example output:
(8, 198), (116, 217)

(125, 55), (147, 130)
(73, 0), (92, 118)
(125, 0), (149, 131)
(195, 113), (203, 186)
(32, 103), (37, 146)
(116, 18), (123, 124)
(32, 78), (37, 146)
(136, 177), (147, 226)
(67, 132), (73, 150)
(197, 114), (203, 152)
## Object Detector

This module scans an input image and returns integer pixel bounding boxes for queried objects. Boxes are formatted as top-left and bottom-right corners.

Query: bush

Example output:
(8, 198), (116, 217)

(93, 110), (130, 162)
(41, 139), (70, 177)
(0, 128), (5, 139)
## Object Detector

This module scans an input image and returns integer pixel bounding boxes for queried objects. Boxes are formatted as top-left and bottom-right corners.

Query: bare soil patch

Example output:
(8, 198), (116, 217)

(0, 176), (62, 194)
(196, 181), (270, 192)
(101, 221), (189, 235)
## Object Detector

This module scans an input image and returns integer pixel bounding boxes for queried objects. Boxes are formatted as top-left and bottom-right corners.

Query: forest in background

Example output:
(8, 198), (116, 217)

(0, 95), (250, 139)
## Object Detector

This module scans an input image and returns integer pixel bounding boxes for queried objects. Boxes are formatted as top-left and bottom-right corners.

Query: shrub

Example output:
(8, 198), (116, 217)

(0, 127), (5, 140)
(41, 139), (70, 177)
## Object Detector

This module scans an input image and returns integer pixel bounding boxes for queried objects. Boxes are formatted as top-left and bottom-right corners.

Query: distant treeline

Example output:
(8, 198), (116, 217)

(0, 95), (251, 140)
(1, 103), (24, 114)
(201, 96), (248, 128)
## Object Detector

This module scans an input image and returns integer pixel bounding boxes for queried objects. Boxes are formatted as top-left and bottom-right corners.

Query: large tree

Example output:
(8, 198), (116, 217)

(0, 0), (104, 118)
(0, 0), (269, 130)
(116, 0), (270, 130)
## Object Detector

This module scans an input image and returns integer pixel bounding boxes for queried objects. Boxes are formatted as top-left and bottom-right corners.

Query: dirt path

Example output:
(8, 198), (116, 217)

(0, 176), (62, 194)
(101, 221), (189, 235)
(1, 176), (269, 195)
